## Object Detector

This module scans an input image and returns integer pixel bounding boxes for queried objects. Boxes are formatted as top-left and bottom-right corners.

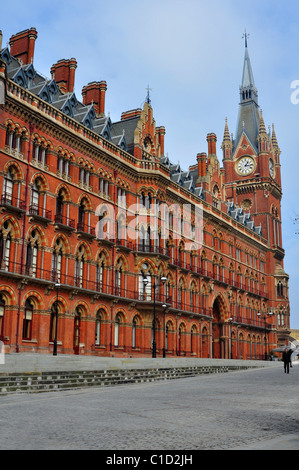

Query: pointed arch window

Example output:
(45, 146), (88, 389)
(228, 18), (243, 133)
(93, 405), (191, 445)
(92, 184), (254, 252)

(165, 322), (170, 351)
(75, 246), (85, 288)
(191, 325), (197, 354)
(23, 299), (34, 340)
(0, 295), (5, 340)
(49, 301), (59, 343)
(2, 169), (14, 204)
(139, 264), (152, 301)
(95, 310), (104, 346)
(277, 281), (284, 298)
(114, 313), (122, 347)
(52, 238), (63, 282)
(0, 222), (12, 272)
(55, 189), (65, 222)
(96, 253), (106, 291)
(115, 258), (124, 295)
(78, 200), (86, 227)
(132, 316), (137, 349)
(26, 231), (39, 277)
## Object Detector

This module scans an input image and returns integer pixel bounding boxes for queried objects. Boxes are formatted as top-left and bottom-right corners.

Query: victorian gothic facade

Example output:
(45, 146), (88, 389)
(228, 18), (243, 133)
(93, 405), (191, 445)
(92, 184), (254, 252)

(0, 28), (290, 359)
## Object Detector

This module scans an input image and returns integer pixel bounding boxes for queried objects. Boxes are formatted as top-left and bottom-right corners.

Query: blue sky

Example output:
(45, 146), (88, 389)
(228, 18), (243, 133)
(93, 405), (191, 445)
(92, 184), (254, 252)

(2, 0), (299, 328)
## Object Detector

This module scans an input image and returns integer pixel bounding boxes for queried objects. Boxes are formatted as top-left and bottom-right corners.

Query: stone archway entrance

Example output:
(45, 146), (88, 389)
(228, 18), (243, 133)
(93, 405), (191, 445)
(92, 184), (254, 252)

(212, 295), (228, 359)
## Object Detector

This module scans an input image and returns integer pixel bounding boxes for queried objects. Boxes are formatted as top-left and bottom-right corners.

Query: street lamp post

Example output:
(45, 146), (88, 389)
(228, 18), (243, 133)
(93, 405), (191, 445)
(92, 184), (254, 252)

(162, 302), (167, 358)
(53, 281), (60, 356)
(257, 311), (273, 360)
(143, 274), (167, 358)
(228, 317), (233, 359)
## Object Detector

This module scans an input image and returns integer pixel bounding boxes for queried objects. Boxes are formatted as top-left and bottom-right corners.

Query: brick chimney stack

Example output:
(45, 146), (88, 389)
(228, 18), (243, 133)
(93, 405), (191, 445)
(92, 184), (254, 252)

(82, 81), (107, 116)
(50, 58), (77, 93)
(9, 27), (38, 65)
(207, 133), (217, 155)
(156, 126), (166, 156)
(197, 153), (207, 178)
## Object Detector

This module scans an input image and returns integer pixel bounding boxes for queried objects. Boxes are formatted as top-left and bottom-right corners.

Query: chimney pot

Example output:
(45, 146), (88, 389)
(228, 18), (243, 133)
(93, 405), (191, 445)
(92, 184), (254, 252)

(9, 27), (37, 65)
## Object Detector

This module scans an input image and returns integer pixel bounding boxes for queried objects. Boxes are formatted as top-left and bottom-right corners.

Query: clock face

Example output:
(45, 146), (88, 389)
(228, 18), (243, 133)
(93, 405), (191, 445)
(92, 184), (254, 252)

(269, 159), (274, 177)
(236, 157), (254, 175)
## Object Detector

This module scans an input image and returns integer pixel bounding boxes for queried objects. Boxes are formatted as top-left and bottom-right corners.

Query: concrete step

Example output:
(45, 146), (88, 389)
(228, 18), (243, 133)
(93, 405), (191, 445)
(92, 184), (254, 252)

(0, 365), (252, 395)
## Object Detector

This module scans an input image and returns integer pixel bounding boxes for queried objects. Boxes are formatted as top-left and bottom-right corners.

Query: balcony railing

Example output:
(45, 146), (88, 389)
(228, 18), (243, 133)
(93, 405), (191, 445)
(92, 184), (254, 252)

(0, 260), (214, 317)
(54, 214), (75, 229)
(29, 204), (52, 220)
(77, 222), (96, 236)
(1, 193), (26, 211)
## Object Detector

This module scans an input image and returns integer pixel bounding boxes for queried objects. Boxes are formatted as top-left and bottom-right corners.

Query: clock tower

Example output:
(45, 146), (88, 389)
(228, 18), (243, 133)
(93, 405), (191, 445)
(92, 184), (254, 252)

(222, 35), (282, 246)
(222, 34), (290, 345)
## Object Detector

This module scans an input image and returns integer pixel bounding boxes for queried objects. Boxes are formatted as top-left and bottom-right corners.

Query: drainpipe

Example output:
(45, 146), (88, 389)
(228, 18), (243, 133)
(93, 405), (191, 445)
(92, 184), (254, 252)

(16, 123), (33, 352)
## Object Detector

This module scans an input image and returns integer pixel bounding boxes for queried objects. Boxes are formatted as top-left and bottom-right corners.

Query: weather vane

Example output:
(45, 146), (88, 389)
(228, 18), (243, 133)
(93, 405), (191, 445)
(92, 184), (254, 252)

(146, 85), (152, 104)
(242, 29), (250, 47)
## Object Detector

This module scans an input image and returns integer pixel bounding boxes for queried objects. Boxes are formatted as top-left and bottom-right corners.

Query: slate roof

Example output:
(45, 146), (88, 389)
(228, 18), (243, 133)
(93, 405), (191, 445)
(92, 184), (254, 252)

(0, 44), (262, 237)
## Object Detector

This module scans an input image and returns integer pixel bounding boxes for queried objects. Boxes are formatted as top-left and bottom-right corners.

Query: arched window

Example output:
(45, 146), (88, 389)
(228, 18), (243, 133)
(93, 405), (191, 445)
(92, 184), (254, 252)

(2, 168), (14, 204)
(96, 253), (106, 291)
(140, 192), (146, 207)
(178, 278), (184, 309)
(178, 324), (184, 354)
(277, 281), (284, 298)
(0, 221), (12, 272)
(74, 307), (82, 354)
(190, 283), (196, 311)
(57, 152), (70, 177)
(95, 310), (104, 346)
(25, 230), (40, 277)
(0, 295), (5, 340)
(165, 322), (170, 351)
(5, 126), (25, 154)
(115, 258), (124, 295)
(75, 246), (85, 288)
(32, 140), (48, 167)
(23, 299), (34, 340)
(114, 313), (122, 347)
(49, 300), (60, 343)
(55, 189), (65, 221)
(191, 325), (197, 354)
(139, 263), (152, 300)
(132, 316), (138, 348)
(78, 199), (86, 228)
(52, 238), (63, 282)
(31, 180), (40, 212)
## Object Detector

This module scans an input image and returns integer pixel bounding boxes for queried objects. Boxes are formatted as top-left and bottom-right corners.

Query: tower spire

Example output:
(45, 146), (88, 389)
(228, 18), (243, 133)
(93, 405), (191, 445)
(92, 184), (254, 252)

(243, 29), (249, 48)
(234, 33), (260, 154)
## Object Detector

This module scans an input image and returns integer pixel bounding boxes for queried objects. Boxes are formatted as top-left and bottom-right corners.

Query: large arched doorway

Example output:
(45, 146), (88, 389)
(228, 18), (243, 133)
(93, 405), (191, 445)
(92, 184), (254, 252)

(212, 295), (228, 359)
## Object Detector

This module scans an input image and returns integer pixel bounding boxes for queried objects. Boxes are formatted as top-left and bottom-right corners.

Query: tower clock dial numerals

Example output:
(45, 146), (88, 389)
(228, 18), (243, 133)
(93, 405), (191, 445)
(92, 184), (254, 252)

(236, 157), (254, 175)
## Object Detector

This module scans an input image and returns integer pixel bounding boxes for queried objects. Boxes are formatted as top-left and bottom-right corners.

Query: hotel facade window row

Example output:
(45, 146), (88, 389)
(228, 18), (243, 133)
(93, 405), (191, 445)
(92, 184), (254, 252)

(0, 27), (290, 359)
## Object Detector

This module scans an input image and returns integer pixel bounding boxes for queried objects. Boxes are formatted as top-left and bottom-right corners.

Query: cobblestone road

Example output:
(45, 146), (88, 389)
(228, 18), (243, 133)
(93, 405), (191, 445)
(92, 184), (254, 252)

(0, 363), (298, 451)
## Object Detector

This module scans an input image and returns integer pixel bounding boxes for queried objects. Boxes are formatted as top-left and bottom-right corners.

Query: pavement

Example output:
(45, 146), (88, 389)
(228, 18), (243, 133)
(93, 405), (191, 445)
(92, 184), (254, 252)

(0, 356), (298, 451)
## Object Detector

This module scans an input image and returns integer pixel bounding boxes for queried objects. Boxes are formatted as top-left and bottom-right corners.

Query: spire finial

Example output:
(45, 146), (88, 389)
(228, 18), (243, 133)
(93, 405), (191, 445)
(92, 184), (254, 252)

(242, 29), (249, 48)
(146, 85), (152, 104)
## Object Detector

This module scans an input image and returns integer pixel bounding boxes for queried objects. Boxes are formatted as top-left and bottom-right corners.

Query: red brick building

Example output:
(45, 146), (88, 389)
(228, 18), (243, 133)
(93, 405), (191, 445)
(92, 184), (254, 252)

(0, 28), (290, 359)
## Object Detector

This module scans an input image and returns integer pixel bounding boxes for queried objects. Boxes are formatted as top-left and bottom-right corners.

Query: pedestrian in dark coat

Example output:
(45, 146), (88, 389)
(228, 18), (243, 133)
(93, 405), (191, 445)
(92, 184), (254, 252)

(282, 348), (290, 373)
(287, 348), (293, 368)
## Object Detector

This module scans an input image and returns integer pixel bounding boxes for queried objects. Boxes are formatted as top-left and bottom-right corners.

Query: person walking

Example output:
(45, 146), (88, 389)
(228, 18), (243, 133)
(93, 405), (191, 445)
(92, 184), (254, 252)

(282, 348), (290, 373)
(287, 348), (293, 368)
